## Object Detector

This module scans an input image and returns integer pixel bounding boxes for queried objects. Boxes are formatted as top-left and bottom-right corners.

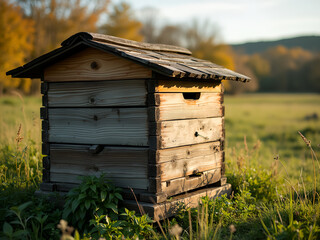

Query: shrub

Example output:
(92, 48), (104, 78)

(62, 175), (123, 232)
(228, 167), (278, 202)
(88, 209), (155, 239)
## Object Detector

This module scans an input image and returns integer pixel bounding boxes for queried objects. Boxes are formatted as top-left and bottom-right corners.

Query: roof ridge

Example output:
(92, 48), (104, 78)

(61, 32), (192, 55)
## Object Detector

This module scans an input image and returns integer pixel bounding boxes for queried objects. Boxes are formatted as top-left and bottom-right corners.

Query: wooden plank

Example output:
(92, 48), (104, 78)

(149, 117), (223, 149)
(150, 151), (223, 181)
(44, 48), (152, 82)
(50, 172), (148, 189)
(42, 143), (50, 155)
(43, 156), (50, 170)
(62, 32), (192, 55)
(49, 144), (148, 189)
(123, 184), (231, 221)
(148, 168), (221, 196)
(47, 80), (147, 107)
(148, 79), (222, 93)
(42, 120), (49, 143)
(50, 144), (148, 177)
(160, 168), (221, 196)
(139, 192), (168, 203)
(40, 107), (48, 120)
(40, 183), (55, 192)
(48, 108), (148, 146)
(40, 182), (147, 198)
(41, 81), (48, 94)
(148, 93), (223, 121)
(149, 141), (221, 164)
(42, 169), (50, 183)
(42, 95), (48, 108)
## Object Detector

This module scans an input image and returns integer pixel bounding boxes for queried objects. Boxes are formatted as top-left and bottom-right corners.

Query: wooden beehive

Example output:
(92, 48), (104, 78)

(7, 32), (249, 220)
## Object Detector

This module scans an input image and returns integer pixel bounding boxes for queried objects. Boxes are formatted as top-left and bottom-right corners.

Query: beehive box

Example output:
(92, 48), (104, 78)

(7, 32), (249, 220)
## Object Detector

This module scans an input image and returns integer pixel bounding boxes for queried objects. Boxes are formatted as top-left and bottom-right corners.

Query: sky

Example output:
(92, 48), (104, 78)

(114, 0), (320, 44)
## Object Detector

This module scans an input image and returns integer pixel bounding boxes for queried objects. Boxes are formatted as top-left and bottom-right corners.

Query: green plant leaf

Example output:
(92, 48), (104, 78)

(72, 199), (80, 213)
(90, 185), (96, 193)
(3, 222), (13, 235)
(63, 208), (72, 219)
(74, 230), (81, 240)
(115, 193), (123, 200)
(80, 210), (86, 220)
(85, 200), (90, 210)
(105, 203), (118, 214)
(17, 201), (33, 212)
(101, 191), (107, 202)
(78, 193), (86, 200)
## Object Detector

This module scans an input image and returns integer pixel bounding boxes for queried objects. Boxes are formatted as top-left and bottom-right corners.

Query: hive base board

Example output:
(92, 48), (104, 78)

(123, 184), (231, 221)
(35, 184), (231, 222)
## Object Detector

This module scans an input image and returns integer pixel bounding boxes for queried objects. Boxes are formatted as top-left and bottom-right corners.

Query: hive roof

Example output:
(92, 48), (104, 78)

(7, 32), (250, 82)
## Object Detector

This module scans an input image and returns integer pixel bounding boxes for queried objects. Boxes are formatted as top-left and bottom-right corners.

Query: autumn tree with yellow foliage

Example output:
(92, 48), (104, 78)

(100, 2), (143, 42)
(0, 0), (34, 94)
(2, 0), (109, 94)
(16, 0), (109, 58)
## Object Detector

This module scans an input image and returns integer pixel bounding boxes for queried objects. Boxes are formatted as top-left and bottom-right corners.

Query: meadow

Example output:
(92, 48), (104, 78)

(0, 93), (319, 239)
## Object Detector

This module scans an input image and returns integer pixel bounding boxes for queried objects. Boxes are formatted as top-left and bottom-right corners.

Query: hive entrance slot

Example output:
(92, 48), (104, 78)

(182, 92), (201, 100)
(187, 171), (203, 179)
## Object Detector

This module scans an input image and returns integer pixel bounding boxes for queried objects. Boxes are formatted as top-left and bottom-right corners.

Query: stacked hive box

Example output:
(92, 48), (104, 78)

(7, 32), (249, 220)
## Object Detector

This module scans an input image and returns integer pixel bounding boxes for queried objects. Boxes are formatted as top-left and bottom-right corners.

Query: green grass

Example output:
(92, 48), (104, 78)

(0, 93), (319, 239)
(0, 94), (41, 145)
(225, 93), (320, 186)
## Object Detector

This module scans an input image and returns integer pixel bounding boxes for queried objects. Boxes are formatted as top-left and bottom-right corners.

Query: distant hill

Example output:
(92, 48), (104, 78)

(231, 36), (320, 55)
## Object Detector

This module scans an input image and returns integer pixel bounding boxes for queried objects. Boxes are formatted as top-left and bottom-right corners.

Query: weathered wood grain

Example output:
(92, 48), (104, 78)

(161, 168), (221, 196)
(149, 141), (221, 164)
(150, 152), (223, 181)
(42, 143), (50, 155)
(124, 184), (231, 221)
(42, 169), (50, 183)
(48, 108), (148, 145)
(148, 93), (223, 121)
(149, 117), (223, 149)
(43, 156), (50, 170)
(149, 168), (221, 196)
(40, 107), (48, 120)
(62, 32), (191, 55)
(148, 79), (222, 93)
(50, 172), (148, 189)
(44, 48), (152, 82)
(47, 80), (147, 107)
(50, 144), (148, 179)
(41, 82), (48, 94)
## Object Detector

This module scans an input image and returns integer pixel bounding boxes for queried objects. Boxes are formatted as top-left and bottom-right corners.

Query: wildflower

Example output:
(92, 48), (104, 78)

(229, 224), (236, 234)
(169, 224), (183, 238)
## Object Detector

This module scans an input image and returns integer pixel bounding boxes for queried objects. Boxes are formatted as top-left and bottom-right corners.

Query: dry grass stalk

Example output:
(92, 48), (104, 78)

(129, 188), (145, 216)
(298, 131), (318, 205)
(237, 155), (245, 170)
(298, 131), (311, 147)
(15, 124), (23, 149)
(272, 155), (279, 177)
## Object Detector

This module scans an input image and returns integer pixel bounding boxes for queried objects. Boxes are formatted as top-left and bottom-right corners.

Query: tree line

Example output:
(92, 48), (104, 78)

(1, 0), (319, 95)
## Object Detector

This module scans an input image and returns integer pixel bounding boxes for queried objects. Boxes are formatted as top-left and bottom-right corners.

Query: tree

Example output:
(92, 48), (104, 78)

(260, 45), (313, 91)
(138, 7), (160, 43)
(184, 21), (234, 71)
(0, 0), (34, 94)
(15, 0), (109, 57)
(247, 54), (270, 77)
(228, 54), (259, 94)
(100, 2), (143, 42)
(155, 25), (184, 46)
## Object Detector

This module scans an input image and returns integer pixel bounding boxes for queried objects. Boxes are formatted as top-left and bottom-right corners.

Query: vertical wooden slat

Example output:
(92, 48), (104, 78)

(41, 76), (50, 183)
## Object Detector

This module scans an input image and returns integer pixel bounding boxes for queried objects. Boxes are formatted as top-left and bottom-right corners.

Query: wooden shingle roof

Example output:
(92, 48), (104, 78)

(7, 32), (250, 82)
